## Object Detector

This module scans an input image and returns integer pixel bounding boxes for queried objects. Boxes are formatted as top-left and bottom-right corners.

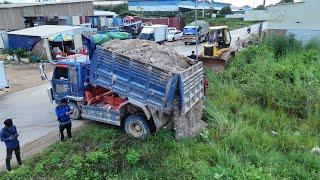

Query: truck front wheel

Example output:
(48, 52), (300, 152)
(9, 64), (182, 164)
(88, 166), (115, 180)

(68, 101), (81, 120)
(125, 115), (149, 139)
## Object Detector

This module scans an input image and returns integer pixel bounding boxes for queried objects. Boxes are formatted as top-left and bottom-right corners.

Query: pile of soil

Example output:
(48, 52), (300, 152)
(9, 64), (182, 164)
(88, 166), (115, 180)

(173, 100), (207, 139)
(103, 39), (190, 73)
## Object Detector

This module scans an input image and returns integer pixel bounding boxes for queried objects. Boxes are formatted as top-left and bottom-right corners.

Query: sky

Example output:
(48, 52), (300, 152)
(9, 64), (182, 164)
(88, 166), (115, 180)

(216, 0), (281, 7)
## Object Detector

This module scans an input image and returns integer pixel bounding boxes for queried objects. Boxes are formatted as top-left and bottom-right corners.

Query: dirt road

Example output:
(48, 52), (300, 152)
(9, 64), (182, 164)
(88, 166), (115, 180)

(166, 23), (267, 57)
(0, 83), (86, 171)
(0, 63), (52, 97)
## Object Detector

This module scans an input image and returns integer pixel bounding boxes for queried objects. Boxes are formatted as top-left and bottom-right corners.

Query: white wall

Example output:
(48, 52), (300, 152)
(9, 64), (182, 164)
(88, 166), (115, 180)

(225, 14), (244, 19)
(129, 5), (178, 11)
(100, 17), (106, 27)
(0, 31), (8, 49)
(267, 0), (320, 31)
(287, 29), (320, 43)
(244, 10), (269, 21)
(0, 61), (9, 89)
(73, 34), (82, 50)
(72, 16), (81, 26)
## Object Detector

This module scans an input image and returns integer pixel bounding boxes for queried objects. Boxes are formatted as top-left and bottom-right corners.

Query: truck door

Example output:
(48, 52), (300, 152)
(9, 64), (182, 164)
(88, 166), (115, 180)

(52, 65), (70, 101)
(69, 64), (80, 97)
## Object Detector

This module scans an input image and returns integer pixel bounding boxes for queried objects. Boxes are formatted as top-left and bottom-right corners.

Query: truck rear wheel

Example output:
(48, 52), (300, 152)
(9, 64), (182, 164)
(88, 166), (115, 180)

(125, 115), (149, 138)
(68, 101), (81, 120)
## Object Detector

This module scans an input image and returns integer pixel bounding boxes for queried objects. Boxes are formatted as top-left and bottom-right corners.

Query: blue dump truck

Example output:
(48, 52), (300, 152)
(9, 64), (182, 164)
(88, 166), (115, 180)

(43, 40), (204, 138)
(183, 20), (209, 45)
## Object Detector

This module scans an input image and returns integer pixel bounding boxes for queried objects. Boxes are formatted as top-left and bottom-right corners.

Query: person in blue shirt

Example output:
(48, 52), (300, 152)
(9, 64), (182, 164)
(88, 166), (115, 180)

(55, 99), (74, 141)
(0, 119), (22, 171)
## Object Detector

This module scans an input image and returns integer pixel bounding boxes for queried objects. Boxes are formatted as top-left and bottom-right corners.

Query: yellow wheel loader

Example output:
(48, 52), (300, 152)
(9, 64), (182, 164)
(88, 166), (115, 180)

(199, 26), (235, 71)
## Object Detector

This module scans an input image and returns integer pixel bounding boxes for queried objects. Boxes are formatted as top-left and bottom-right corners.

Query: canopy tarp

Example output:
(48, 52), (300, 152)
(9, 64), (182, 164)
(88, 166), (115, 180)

(91, 32), (131, 45)
(48, 34), (73, 42)
(8, 34), (41, 51)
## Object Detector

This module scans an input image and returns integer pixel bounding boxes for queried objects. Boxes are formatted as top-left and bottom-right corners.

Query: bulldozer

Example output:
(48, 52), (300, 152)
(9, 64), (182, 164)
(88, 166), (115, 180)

(199, 26), (235, 71)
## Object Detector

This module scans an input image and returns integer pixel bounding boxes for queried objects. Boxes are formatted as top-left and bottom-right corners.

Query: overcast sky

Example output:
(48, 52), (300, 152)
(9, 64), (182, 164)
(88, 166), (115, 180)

(217, 0), (281, 7)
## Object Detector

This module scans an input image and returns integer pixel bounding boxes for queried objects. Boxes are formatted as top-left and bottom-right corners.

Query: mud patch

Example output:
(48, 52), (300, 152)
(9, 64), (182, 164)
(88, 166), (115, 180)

(103, 39), (191, 73)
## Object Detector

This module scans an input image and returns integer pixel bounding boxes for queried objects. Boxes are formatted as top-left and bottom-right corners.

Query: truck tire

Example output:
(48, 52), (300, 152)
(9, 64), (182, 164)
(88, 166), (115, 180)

(125, 115), (149, 138)
(68, 101), (81, 120)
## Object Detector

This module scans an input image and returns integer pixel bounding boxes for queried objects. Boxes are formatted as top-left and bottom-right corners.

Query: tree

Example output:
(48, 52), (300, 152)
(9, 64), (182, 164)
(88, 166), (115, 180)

(278, 0), (294, 4)
(219, 6), (232, 15)
(254, 5), (266, 10)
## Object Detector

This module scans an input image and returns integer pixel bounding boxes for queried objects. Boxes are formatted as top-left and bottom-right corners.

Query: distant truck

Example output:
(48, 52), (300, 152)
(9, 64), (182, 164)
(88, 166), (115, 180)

(42, 39), (204, 138)
(138, 25), (168, 44)
(183, 20), (209, 45)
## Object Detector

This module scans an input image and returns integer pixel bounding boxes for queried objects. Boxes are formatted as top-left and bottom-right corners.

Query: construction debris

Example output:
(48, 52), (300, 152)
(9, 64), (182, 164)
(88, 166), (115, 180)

(103, 39), (190, 73)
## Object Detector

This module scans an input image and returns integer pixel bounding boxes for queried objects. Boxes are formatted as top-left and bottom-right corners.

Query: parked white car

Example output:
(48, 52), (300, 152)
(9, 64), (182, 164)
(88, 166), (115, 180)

(168, 27), (177, 32)
(167, 30), (183, 42)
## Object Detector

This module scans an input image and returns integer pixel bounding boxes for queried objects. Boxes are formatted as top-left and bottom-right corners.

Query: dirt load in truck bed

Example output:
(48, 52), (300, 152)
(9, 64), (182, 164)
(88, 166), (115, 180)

(103, 39), (191, 73)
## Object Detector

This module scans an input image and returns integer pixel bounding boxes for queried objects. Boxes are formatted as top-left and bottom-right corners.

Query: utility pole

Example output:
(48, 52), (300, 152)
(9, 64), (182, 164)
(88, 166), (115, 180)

(195, 1), (199, 62)
(202, 0), (205, 19)
(211, 0), (214, 14)
(259, 0), (266, 39)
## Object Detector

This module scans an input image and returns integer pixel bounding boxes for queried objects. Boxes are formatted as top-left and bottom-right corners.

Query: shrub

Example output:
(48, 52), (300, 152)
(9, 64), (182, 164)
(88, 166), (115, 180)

(261, 34), (302, 58)
(126, 149), (140, 165)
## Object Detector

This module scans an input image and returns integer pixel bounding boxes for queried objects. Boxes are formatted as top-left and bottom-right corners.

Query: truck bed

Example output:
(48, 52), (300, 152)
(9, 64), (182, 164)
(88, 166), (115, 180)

(90, 46), (204, 113)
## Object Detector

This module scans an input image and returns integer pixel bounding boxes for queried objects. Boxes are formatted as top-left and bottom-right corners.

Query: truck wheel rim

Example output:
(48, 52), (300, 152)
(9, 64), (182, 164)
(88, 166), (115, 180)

(130, 122), (143, 137)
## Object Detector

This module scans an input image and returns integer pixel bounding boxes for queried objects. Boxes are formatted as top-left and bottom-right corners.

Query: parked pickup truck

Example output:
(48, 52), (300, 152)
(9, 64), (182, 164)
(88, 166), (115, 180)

(43, 40), (204, 138)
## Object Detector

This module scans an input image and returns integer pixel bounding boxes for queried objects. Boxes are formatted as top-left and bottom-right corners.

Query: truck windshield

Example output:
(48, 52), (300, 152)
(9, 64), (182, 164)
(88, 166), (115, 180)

(138, 33), (154, 41)
(183, 27), (197, 35)
(54, 67), (68, 80)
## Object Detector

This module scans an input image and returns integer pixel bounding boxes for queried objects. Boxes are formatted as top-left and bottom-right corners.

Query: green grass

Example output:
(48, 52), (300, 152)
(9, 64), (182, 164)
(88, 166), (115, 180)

(206, 18), (255, 30)
(2, 35), (320, 179)
(182, 10), (256, 30)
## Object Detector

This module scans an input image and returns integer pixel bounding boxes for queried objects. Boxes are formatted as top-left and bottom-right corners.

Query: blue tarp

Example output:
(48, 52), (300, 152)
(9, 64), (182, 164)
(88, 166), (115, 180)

(112, 18), (123, 27)
(8, 34), (41, 51)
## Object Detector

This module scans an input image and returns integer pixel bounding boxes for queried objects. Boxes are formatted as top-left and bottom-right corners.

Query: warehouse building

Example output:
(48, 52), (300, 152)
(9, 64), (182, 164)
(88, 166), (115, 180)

(128, 0), (230, 12)
(266, 0), (320, 42)
(0, 0), (93, 30)
(245, 0), (320, 43)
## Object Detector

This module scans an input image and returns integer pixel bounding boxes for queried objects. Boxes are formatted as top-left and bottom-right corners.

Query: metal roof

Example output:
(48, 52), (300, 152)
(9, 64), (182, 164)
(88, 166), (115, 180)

(209, 26), (228, 30)
(93, 10), (117, 17)
(7, 25), (84, 38)
(128, 0), (230, 11)
(0, 0), (93, 9)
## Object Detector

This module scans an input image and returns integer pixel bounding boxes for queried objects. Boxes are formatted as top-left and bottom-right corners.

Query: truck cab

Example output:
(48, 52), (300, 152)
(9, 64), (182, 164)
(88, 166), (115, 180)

(49, 58), (89, 119)
(183, 20), (209, 45)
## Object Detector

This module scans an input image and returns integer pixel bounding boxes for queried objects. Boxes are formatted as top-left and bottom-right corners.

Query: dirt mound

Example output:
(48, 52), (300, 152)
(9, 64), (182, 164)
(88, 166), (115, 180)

(103, 39), (190, 72)
(173, 100), (207, 139)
